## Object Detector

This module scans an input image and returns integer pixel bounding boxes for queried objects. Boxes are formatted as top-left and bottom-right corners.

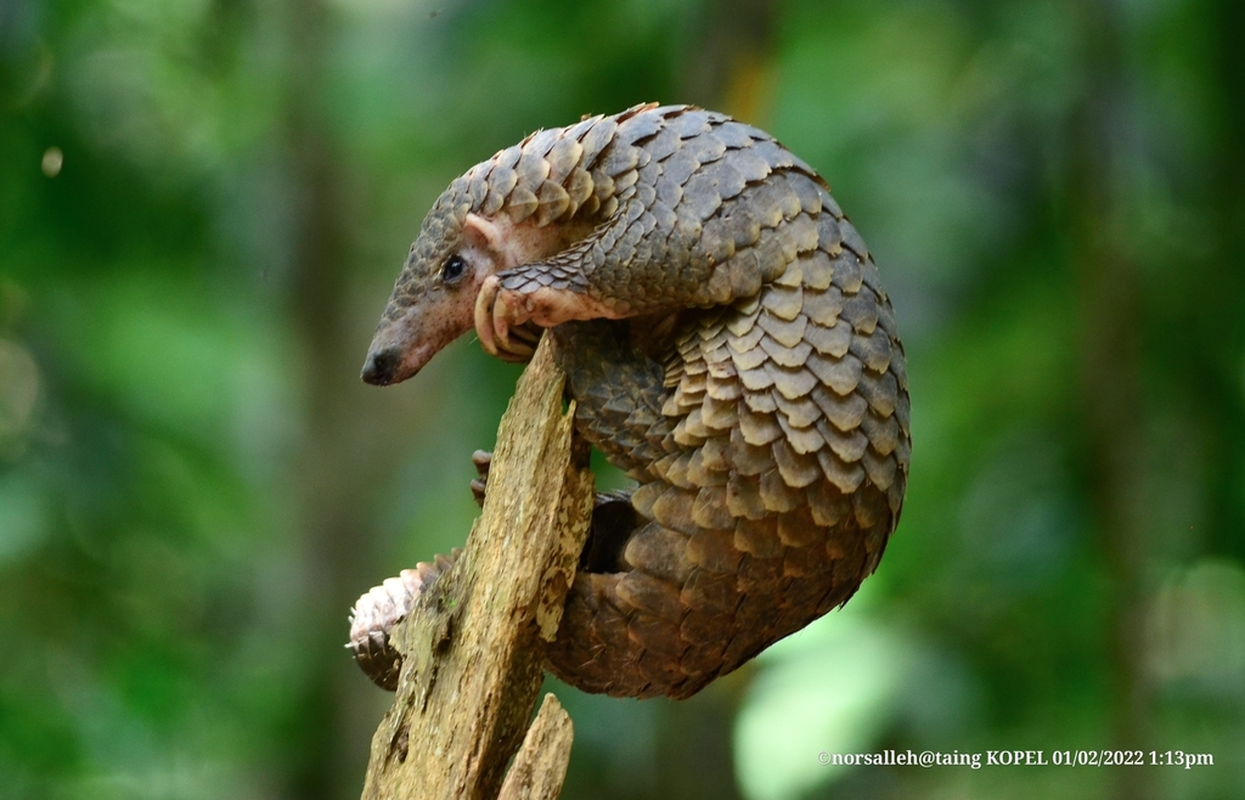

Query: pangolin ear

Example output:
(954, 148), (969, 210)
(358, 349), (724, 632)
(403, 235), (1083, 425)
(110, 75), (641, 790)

(461, 213), (503, 257)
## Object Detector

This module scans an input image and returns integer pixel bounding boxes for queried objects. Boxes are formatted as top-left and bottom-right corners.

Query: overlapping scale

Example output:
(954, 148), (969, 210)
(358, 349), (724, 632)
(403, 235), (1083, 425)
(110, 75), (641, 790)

(378, 104), (911, 700)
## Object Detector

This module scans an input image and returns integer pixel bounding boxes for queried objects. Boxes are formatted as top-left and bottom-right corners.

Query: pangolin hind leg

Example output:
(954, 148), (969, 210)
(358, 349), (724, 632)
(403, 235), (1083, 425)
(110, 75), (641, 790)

(348, 445), (643, 692)
(470, 446), (639, 576)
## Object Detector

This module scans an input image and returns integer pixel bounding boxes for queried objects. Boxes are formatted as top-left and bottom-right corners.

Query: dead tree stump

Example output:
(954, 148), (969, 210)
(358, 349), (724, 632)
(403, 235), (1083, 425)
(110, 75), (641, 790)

(361, 338), (593, 799)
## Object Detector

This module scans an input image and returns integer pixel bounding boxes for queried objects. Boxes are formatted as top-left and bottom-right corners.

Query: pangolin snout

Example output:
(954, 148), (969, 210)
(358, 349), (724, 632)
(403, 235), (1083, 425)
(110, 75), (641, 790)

(361, 347), (402, 386)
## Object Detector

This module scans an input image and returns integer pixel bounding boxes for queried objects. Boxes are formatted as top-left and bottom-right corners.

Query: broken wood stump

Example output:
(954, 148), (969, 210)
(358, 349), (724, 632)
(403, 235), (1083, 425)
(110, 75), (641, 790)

(361, 338), (593, 800)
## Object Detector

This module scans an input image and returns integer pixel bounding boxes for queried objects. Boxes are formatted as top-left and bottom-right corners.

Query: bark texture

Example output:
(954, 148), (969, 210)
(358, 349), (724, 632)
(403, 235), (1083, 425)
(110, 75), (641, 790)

(360, 340), (591, 800)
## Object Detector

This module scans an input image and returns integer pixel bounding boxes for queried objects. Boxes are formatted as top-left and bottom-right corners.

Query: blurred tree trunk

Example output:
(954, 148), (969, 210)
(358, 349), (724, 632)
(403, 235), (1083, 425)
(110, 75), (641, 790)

(279, 0), (384, 795)
(1209, 0), (1245, 556)
(1068, 2), (1151, 799)
(681, 0), (777, 124)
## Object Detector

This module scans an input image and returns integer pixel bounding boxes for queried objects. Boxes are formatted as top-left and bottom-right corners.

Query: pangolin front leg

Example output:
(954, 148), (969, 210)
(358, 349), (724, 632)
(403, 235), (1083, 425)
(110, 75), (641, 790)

(474, 267), (620, 361)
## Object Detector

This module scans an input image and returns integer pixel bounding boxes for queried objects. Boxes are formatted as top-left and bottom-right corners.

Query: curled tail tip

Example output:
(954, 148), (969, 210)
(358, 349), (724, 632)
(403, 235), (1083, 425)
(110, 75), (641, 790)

(348, 550), (461, 690)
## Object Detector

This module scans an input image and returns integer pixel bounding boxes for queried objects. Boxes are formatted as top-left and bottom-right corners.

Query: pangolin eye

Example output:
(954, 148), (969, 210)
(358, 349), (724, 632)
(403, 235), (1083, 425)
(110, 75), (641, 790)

(441, 254), (466, 283)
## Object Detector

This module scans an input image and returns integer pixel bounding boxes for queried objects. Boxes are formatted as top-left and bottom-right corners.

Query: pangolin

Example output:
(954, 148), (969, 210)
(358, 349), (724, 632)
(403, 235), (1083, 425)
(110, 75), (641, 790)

(351, 103), (911, 700)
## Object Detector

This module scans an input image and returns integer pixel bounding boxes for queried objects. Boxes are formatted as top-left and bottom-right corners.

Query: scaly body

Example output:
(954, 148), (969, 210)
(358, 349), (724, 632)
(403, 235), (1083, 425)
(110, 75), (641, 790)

(354, 103), (910, 699)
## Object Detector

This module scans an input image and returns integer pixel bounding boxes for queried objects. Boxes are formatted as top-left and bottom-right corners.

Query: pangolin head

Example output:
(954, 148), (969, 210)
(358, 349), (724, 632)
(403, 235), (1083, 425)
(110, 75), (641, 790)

(361, 177), (483, 386)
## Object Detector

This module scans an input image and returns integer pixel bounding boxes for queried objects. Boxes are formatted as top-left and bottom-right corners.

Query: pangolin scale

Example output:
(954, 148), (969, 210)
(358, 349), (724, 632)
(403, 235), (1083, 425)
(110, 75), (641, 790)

(351, 103), (911, 700)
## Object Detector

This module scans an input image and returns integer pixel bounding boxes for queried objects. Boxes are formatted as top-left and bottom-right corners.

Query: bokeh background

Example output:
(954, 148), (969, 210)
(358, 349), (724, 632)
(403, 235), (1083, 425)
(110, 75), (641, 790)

(3, 0), (1244, 798)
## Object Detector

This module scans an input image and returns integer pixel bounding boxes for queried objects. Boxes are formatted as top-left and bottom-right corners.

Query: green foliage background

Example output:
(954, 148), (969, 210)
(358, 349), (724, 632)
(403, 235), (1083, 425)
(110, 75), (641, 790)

(2, 0), (1243, 798)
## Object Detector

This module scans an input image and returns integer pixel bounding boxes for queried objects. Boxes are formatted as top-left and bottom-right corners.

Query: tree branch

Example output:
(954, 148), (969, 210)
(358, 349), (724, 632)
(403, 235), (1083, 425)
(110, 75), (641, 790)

(360, 338), (592, 799)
